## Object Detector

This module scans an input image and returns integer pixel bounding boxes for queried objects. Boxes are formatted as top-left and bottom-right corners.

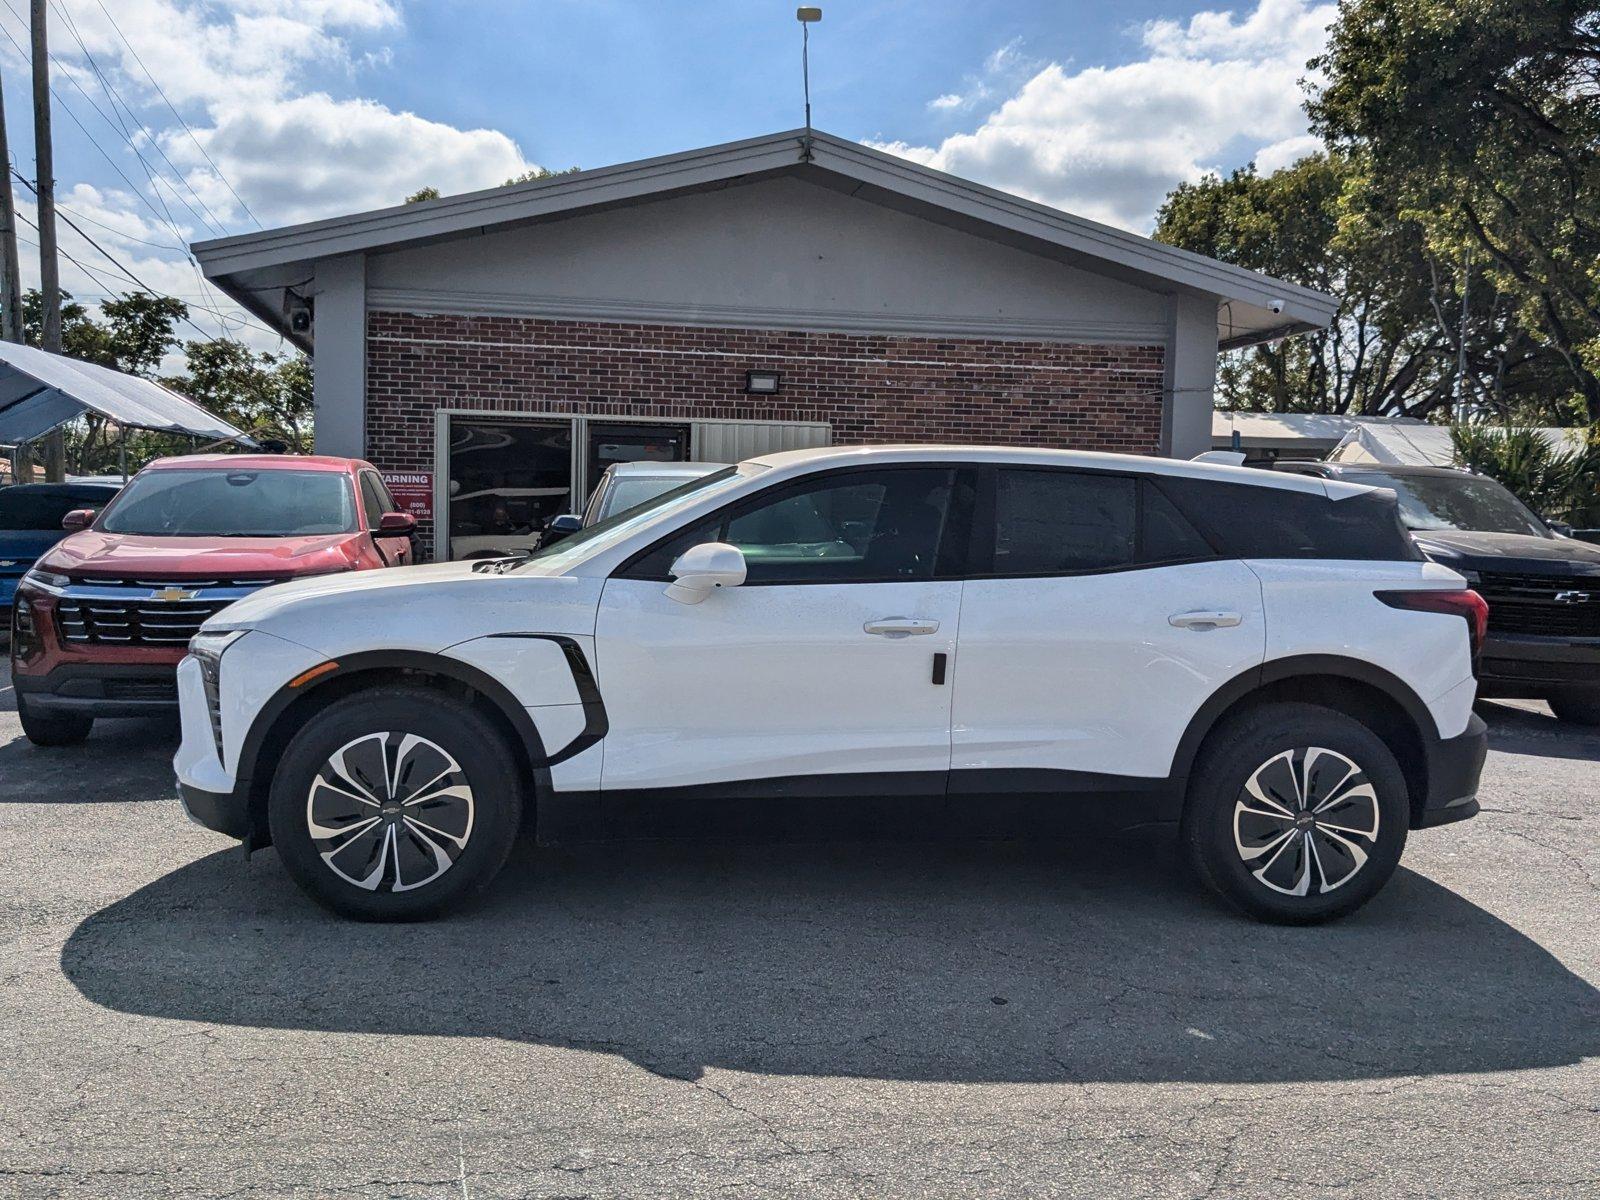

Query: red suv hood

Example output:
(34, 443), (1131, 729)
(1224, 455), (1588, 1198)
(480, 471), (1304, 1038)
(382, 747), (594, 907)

(40, 530), (365, 579)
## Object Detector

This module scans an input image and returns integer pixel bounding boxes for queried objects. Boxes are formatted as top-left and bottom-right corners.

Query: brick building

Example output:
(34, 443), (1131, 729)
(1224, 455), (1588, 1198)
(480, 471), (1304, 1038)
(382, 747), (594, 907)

(195, 130), (1334, 561)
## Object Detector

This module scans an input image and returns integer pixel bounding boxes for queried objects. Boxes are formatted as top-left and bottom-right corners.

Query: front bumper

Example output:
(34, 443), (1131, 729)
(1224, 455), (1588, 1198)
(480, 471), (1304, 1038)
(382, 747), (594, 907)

(1415, 712), (1488, 828)
(1477, 632), (1600, 698)
(178, 780), (253, 840)
(12, 661), (181, 716)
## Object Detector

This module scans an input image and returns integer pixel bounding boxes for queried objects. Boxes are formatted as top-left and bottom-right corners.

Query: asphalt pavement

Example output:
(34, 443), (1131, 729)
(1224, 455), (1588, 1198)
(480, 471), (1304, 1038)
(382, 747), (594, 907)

(1, 661), (1596, 1198)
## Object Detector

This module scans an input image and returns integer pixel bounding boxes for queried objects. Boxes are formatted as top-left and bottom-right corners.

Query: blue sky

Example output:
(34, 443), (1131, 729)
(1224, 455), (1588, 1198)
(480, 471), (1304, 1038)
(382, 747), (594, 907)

(0, 0), (1334, 347)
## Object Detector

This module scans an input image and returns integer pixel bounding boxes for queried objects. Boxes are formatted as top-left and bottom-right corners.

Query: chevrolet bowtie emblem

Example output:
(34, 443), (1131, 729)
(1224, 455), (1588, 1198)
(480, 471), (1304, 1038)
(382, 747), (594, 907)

(1554, 590), (1593, 604)
(0, 560), (16, 568)
(151, 587), (200, 602)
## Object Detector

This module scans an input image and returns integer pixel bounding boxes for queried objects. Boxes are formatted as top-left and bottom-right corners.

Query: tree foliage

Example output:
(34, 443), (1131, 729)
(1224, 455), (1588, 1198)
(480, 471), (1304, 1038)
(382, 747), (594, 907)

(1309, 0), (1600, 422)
(1451, 424), (1600, 524)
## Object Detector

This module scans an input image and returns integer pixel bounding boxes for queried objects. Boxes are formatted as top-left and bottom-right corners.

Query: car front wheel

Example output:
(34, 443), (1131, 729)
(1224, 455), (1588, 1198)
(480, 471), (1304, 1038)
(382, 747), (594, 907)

(1181, 702), (1410, 925)
(267, 687), (523, 920)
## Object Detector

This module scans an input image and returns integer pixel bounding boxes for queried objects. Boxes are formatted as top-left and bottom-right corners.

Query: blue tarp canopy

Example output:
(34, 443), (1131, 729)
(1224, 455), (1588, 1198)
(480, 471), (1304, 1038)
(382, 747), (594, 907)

(0, 340), (252, 446)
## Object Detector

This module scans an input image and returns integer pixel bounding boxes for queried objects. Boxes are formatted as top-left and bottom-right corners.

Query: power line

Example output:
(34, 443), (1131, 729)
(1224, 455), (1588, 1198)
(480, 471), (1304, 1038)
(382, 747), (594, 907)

(87, 0), (261, 229)
(48, 0), (231, 238)
(11, 168), (279, 341)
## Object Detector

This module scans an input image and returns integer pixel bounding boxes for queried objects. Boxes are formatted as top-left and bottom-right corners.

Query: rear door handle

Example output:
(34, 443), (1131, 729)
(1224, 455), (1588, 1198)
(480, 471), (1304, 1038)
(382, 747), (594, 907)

(864, 617), (940, 638)
(1169, 610), (1243, 631)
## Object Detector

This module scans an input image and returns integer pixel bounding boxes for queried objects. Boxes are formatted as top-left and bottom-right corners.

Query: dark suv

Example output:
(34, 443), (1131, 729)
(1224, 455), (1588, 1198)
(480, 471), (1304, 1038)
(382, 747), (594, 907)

(1278, 461), (1600, 724)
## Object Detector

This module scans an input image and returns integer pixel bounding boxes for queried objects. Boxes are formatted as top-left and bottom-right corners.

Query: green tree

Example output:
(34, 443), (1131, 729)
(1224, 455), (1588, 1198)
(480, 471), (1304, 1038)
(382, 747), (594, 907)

(403, 165), (580, 204)
(404, 185), (441, 204)
(1156, 155), (1470, 417)
(1310, 0), (1600, 421)
(168, 339), (314, 453)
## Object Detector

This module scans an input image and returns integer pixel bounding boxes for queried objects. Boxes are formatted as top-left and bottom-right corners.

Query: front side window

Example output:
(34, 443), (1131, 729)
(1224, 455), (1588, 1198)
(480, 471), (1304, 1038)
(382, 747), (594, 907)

(358, 473), (388, 527)
(620, 468), (961, 584)
(98, 469), (357, 537)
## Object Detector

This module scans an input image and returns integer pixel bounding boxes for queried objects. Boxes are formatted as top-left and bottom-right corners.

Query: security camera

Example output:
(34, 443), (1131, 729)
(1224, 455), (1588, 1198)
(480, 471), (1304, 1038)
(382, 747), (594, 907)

(1267, 299), (1286, 315)
(285, 294), (314, 334)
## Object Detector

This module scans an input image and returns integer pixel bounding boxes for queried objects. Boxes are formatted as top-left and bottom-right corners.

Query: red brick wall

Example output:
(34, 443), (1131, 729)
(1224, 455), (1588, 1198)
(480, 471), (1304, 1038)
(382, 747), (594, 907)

(365, 311), (1166, 554)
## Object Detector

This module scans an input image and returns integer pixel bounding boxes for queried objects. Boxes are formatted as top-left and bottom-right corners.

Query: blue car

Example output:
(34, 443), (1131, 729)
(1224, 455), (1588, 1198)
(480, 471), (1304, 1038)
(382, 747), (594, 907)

(1, 481), (123, 630)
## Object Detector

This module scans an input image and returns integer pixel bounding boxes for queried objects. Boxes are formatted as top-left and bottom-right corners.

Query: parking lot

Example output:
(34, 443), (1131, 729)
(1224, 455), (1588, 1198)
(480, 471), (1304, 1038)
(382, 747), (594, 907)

(0, 660), (1596, 1199)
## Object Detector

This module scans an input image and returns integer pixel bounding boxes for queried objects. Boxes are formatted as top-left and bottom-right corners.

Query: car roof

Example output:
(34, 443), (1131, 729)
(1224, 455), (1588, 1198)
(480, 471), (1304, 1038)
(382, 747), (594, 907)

(607, 461), (728, 477)
(746, 444), (1366, 499)
(140, 453), (368, 473)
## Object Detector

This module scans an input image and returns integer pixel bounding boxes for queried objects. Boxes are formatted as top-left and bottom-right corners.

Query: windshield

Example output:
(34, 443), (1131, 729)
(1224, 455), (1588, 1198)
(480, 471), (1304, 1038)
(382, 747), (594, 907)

(98, 469), (357, 537)
(1344, 469), (1549, 537)
(520, 465), (747, 570)
(0, 487), (113, 531)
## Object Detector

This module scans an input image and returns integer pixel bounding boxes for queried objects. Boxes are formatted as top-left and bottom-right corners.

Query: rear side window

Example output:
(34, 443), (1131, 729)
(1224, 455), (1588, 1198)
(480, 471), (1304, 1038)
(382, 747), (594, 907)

(1156, 477), (1420, 561)
(993, 470), (1137, 573)
(978, 468), (1212, 576)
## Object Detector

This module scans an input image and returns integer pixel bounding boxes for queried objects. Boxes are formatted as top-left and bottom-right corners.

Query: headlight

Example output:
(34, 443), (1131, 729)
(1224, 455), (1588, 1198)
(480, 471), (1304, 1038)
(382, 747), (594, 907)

(19, 566), (68, 594)
(188, 629), (250, 761)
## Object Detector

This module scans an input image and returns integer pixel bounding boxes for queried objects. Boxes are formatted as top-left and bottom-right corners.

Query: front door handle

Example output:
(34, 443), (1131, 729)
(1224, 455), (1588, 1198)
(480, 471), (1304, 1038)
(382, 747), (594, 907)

(864, 617), (940, 638)
(1169, 610), (1243, 631)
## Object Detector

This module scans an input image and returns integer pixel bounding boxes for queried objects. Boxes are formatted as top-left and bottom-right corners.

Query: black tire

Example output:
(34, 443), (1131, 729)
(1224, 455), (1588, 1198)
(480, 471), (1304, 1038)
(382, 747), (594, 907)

(18, 697), (94, 747)
(1180, 702), (1410, 925)
(1549, 692), (1600, 726)
(267, 687), (523, 920)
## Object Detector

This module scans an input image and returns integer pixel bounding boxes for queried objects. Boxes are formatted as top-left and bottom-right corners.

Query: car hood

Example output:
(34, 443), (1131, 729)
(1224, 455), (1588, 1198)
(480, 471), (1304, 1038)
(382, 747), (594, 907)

(207, 560), (605, 655)
(0, 529), (66, 568)
(1412, 529), (1600, 575)
(39, 530), (365, 578)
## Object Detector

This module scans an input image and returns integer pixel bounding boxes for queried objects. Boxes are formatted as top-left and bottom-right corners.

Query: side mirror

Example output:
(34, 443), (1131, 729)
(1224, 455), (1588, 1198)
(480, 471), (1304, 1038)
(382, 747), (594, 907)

(1544, 517), (1574, 537)
(666, 542), (747, 605)
(61, 509), (95, 532)
(375, 511), (417, 537)
(540, 513), (585, 547)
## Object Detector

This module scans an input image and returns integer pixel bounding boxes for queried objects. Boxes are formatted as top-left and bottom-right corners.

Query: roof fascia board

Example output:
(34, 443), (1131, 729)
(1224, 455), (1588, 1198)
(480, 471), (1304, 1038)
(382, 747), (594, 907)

(194, 131), (811, 277)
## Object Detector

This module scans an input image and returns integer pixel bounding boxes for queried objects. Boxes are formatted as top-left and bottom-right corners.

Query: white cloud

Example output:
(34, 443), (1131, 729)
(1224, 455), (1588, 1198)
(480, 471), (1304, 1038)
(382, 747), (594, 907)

(929, 93), (964, 111)
(874, 0), (1335, 232)
(0, 0), (536, 347)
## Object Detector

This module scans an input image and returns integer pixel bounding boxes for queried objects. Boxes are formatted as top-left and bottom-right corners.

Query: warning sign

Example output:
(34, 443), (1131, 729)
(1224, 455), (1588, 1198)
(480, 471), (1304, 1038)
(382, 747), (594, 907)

(381, 471), (433, 521)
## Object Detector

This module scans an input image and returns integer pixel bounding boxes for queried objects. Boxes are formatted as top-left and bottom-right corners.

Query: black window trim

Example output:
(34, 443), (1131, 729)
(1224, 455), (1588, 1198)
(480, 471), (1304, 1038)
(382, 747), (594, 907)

(613, 463), (977, 586)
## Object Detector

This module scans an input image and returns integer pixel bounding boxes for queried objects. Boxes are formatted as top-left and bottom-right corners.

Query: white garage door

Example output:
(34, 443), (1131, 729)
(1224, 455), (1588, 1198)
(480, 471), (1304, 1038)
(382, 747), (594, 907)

(691, 419), (832, 463)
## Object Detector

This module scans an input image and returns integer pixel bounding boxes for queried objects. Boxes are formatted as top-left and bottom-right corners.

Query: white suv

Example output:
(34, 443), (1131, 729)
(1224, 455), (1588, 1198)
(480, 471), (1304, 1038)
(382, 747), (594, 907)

(174, 446), (1489, 924)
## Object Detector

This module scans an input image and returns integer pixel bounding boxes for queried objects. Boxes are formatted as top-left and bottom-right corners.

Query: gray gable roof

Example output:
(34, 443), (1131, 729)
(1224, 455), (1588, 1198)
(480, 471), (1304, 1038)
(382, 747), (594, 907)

(193, 128), (1335, 351)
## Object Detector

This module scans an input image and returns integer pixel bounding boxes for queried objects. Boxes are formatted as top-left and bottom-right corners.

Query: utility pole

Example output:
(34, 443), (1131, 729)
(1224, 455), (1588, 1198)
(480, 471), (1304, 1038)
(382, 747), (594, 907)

(0, 58), (30, 482)
(31, 0), (65, 481)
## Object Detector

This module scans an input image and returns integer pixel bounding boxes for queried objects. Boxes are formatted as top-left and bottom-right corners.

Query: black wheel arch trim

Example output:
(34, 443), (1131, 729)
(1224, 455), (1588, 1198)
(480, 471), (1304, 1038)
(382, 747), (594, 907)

(232, 640), (609, 835)
(1168, 653), (1445, 793)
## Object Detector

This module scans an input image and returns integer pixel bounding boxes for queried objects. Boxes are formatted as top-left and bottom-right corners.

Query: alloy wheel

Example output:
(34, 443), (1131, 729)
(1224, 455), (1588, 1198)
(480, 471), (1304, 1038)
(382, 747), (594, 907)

(305, 731), (476, 892)
(1232, 746), (1380, 897)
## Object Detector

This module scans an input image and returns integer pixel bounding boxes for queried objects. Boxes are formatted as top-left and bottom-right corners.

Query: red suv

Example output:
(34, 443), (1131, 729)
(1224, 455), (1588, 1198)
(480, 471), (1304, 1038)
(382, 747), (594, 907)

(9, 454), (415, 746)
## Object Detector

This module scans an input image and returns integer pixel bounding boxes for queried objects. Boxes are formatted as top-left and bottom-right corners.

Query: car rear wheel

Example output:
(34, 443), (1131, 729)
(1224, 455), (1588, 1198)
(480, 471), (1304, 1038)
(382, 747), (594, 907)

(1549, 691), (1600, 726)
(1181, 702), (1410, 925)
(267, 687), (523, 920)
(17, 697), (93, 746)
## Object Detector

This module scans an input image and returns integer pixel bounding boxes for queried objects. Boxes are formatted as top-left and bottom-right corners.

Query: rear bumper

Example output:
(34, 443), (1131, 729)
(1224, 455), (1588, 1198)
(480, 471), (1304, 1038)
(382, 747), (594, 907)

(1415, 713), (1488, 828)
(12, 661), (181, 716)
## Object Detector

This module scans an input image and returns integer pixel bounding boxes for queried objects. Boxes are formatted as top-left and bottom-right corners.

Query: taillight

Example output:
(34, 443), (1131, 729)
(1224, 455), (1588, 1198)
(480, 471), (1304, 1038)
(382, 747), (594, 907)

(1375, 589), (1490, 661)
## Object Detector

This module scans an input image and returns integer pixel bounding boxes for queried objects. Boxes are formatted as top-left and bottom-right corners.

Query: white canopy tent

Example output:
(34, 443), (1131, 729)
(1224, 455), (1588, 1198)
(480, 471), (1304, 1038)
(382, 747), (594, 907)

(1328, 423), (1587, 467)
(0, 341), (250, 451)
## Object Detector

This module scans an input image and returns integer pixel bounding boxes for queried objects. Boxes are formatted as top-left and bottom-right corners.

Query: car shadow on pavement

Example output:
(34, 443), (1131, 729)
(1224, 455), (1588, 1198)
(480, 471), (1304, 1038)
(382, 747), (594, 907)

(0, 717), (178, 804)
(1479, 701), (1600, 763)
(61, 835), (1600, 1085)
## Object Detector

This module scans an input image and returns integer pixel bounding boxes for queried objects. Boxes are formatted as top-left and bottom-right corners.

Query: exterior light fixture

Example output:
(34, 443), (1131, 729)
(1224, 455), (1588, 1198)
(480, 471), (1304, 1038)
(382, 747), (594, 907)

(745, 370), (782, 395)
